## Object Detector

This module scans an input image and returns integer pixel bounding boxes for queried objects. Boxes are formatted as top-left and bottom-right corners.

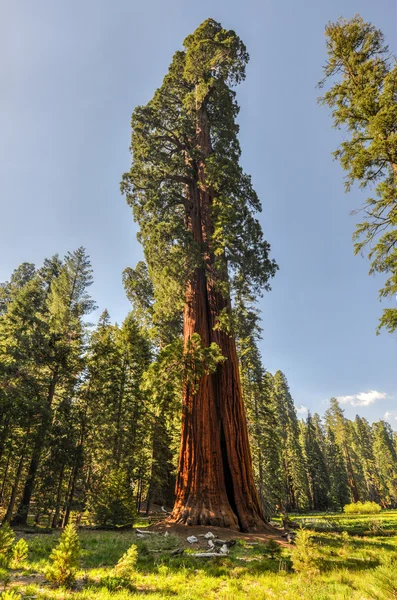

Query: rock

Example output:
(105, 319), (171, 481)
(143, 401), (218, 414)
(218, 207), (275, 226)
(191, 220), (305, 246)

(204, 531), (215, 539)
(219, 544), (229, 554)
(213, 539), (236, 548)
(187, 535), (199, 544)
(171, 548), (184, 556)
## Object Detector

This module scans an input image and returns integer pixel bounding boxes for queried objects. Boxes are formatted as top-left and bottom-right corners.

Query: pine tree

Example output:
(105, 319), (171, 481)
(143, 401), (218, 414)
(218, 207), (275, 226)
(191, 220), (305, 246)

(372, 420), (397, 507)
(353, 416), (380, 502)
(234, 301), (282, 517)
(272, 371), (309, 511)
(123, 261), (181, 511)
(45, 524), (81, 587)
(0, 249), (95, 526)
(302, 412), (329, 511)
(114, 544), (138, 583)
(121, 19), (277, 529)
(324, 426), (350, 510)
(11, 249), (95, 525)
(0, 524), (14, 568)
(325, 398), (361, 502)
(11, 539), (28, 568)
(319, 16), (397, 333)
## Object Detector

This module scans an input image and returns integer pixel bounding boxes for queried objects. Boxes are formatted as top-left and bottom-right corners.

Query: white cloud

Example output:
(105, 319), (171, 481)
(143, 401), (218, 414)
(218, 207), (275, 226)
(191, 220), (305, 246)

(384, 411), (397, 423)
(296, 405), (308, 415)
(336, 390), (388, 407)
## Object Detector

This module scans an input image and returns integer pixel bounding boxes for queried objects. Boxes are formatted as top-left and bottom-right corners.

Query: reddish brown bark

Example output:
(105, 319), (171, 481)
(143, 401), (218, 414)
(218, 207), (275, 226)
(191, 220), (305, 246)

(170, 99), (266, 532)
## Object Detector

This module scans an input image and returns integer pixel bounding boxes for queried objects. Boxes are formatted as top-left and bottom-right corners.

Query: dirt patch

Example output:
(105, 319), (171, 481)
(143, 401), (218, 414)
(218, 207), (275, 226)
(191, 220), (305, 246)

(9, 572), (46, 587)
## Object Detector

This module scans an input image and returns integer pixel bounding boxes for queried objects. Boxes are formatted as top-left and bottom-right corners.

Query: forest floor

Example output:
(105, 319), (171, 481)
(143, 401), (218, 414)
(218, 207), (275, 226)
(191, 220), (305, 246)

(3, 510), (397, 600)
(145, 520), (288, 546)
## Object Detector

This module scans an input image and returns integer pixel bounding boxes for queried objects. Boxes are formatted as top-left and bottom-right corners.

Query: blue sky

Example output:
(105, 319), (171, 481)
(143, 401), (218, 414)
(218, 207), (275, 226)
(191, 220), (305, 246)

(1, 0), (396, 424)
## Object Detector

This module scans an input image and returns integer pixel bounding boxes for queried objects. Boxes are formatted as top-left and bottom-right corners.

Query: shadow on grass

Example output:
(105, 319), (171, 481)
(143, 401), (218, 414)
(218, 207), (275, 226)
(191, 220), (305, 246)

(320, 556), (379, 573)
(314, 534), (397, 552)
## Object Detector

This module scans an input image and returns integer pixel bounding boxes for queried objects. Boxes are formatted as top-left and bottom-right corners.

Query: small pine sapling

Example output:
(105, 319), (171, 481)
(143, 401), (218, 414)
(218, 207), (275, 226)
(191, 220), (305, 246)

(339, 531), (350, 558)
(11, 539), (28, 568)
(263, 539), (282, 560)
(113, 544), (138, 583)
(0, 525), (15, 569)
(367, 555), (397, 600)
(0, 591), (22, 600)
(291, 529), (321, 576)
(45, 524), (81, 588)
(0, 570), (10, 592)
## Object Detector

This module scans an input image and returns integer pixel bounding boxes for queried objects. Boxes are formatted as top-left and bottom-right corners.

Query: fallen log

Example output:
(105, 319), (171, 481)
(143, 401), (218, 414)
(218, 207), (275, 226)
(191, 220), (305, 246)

(136, 528), (157, 535)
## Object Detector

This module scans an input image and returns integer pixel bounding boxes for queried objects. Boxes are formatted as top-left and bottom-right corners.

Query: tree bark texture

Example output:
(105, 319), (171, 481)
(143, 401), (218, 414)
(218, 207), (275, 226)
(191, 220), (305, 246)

(170, 101), (266, 532)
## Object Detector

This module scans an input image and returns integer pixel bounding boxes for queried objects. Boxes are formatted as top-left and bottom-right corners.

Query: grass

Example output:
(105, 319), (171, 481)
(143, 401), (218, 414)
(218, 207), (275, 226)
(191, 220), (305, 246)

(3, 511), (397, 599)
(273, 509), (397, 535)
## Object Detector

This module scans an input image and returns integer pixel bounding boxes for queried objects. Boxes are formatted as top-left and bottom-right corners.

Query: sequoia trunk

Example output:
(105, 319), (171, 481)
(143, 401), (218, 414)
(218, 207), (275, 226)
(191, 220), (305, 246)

(170, 101), (266, 532)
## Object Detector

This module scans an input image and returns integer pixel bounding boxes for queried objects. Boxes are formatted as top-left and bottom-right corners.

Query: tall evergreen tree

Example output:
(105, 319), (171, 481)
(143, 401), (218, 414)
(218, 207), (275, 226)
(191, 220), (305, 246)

(325, 398), (361, 503)
(324, 426), (350, 510)
(6, 248), (95, 525)
(353, 416), (380, 502)
(121, 18), (277, 530)
(302, 412), (329, 511)
(235, 302), (282, 517)
(372, 421), (397, 507)
(319, 16), (397, 333)
(272, 371), (309, 511)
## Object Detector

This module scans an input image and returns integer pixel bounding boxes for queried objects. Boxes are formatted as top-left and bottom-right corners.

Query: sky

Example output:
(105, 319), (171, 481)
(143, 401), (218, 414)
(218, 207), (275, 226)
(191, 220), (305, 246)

(1, 0), (396, 424)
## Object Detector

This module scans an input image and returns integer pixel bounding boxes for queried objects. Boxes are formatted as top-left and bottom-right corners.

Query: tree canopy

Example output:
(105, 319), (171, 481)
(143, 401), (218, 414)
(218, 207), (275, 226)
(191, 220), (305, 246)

(319, 15), (397, 333)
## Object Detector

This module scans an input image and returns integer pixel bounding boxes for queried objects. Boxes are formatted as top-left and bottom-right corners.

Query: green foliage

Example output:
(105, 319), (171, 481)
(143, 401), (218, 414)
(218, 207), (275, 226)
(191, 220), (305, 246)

(263, 539), (282, 559)
(367, 554), (397, 599)
(291, 529), (321, 576)
(301, 412), (330, 511)
(45, 524), (81, 588)
(0, 526), (15, 569)
(344, 501), (382, 515)
(113, 544), (138, 583)
(319, 15), (397, 333)
(0, 570), (10, 592)
(0, 592), (21, 600)
(11, 539), (28, 568)
(273, 371), (310, 511)
(183, 333), (226, 393)
(89, 470), (136, 527)
(121, 18), (277, 327)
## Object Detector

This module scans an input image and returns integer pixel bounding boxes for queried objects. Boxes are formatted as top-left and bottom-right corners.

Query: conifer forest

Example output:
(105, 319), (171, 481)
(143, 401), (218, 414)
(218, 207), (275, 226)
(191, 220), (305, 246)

(1, 10), (397, 600)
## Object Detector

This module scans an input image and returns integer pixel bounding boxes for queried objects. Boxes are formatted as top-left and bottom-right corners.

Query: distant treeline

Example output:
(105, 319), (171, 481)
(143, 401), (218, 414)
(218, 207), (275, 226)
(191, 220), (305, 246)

(0, 250), (396, 527)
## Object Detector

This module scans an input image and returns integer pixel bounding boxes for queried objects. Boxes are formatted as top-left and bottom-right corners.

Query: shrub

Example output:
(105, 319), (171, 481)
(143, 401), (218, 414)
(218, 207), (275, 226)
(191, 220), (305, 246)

(0, 525), (15, 569)
(113, 544), (138, 583)
(45, 524), (81, 588)
(263, 539), (282, 559)
(11, 539), (28, 568)
(291, 529), (320, 576)
(89, 470), (136, 527)
(344, 501), (381, 515)
(338, 531), (350, 557)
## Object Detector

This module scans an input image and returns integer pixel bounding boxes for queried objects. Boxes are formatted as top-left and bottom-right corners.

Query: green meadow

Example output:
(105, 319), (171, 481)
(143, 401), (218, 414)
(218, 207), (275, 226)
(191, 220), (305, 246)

(3, 511), (397, 600)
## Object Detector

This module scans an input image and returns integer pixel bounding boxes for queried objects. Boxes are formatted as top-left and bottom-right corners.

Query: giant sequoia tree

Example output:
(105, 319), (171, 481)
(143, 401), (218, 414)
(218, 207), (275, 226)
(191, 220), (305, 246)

(121, 19), (277, 530)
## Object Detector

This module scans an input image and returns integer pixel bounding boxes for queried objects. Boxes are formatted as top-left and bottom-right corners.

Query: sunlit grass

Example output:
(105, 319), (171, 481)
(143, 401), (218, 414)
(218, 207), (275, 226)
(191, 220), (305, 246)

(5, 512), (397, 599)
